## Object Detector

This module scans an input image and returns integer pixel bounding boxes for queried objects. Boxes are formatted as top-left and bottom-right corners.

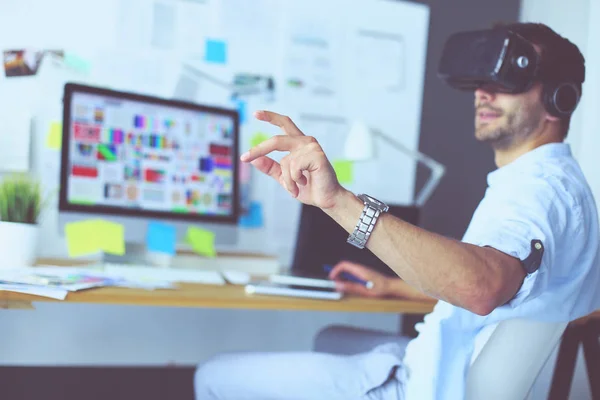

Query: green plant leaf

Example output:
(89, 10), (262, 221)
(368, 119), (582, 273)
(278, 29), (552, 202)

(0, 174), (45, 224)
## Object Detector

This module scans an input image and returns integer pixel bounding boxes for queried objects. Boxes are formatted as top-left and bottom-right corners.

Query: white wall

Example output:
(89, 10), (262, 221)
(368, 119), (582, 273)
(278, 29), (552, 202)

(518, 2), (598, 399)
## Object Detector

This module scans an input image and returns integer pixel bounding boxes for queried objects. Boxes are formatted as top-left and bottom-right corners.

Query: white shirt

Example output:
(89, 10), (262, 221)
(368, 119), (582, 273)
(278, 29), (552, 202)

(400, 143), (600, 400)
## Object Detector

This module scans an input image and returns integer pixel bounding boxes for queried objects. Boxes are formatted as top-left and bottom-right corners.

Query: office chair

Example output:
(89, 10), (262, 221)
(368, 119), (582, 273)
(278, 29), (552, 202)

(313, 319), (568, 400)
(291, 203), (420, 278)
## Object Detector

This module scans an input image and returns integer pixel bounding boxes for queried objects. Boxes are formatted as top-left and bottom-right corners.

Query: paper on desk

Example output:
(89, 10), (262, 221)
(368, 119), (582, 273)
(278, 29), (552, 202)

(186, 227), (217, 258)
(0, 284), (68, 300)
(221, 270), (251, 285)
(0, 266), (111, 292)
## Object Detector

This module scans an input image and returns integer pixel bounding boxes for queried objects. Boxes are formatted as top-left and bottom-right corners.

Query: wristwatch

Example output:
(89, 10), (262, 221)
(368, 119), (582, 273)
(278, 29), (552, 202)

(346, 194), (389, 249)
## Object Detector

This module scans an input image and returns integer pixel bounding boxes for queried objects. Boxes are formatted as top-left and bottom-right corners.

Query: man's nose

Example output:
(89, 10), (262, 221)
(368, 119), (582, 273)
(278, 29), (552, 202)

(474, 85), (497, 103)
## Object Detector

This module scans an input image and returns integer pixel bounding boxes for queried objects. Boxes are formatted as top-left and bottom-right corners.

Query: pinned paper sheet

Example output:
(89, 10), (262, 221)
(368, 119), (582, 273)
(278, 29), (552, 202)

(146, 221), (176, 255)
(45, 122), (62, 150)
(333, 160), (353, 184)
(205, 39), (227, 64)
(239, 201), (264, 228)
(65, 220), (125, 257)
(250, 132), (269, 148)
(186, 227), (216, 258)
(0, 109), (31, 171)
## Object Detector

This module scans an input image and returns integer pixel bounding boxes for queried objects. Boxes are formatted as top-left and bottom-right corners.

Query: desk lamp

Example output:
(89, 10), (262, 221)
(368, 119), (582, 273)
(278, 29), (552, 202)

(343, 121), (445, 207)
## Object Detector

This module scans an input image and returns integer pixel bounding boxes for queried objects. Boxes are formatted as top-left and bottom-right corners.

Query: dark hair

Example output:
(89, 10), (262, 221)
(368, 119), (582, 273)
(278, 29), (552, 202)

(495, 22), (586, 136)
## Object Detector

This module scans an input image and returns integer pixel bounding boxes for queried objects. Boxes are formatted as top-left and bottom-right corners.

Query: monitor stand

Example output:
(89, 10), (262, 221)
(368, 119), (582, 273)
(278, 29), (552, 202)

(102, 242), (172, 267)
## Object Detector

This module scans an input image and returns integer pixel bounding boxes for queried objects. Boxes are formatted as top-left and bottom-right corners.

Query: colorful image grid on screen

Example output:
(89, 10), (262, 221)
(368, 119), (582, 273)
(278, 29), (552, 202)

(66, 93), (235, 217)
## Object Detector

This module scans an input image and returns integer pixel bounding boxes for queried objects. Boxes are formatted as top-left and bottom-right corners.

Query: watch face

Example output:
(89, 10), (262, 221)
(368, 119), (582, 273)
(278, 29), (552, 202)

(359, 194), (388, 209)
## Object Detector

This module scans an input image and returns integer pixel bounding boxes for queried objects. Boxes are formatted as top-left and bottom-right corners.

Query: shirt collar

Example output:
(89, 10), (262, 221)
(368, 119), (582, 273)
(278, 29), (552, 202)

(487, 142), (572, 186)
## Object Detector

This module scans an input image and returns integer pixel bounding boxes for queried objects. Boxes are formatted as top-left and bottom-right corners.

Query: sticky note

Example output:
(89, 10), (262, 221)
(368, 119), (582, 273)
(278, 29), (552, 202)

(333, 160), (353, 184)
(186, 227), (216, 258)
(45, 122), (62, 150)
(96, 220), (125, 255)
(205, 39), (227, 64)
(239, 201), (264, 228)
(146, 221), (176, 255)
(64, 52), (91, 74)
(65, 220), (102, 257)
(64, 219), (125, 257)
(250, 132), (269, 148)
(236, 99), (247, 124)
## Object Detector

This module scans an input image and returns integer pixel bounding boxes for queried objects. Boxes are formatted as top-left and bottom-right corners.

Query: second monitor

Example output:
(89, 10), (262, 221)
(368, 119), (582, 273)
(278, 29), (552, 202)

(58, 83), (241, 257)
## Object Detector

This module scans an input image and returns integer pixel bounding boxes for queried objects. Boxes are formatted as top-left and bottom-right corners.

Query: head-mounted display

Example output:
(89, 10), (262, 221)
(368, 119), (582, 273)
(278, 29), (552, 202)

(437, 28), (540, 94)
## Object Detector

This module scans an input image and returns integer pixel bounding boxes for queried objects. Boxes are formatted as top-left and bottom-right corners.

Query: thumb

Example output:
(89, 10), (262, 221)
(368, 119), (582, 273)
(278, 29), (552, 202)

(335, 281), (378, 297)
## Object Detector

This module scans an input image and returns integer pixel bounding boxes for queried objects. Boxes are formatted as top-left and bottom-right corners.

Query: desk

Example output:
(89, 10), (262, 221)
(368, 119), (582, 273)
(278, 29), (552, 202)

(0, 281), (436, 314)
(0, 258), (437, 315)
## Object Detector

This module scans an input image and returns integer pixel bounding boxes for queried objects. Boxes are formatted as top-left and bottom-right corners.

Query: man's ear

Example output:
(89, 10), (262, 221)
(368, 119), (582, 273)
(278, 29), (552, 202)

(544, 112), (561, 123)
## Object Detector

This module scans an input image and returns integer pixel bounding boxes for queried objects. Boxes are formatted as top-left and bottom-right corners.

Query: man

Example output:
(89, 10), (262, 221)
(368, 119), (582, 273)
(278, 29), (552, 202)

(195, 23), (600, 400)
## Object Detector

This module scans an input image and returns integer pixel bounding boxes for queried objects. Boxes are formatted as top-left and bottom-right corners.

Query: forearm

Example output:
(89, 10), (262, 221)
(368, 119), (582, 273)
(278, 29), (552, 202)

(324, 189), (517, 314)
(385, 278), (437, 302)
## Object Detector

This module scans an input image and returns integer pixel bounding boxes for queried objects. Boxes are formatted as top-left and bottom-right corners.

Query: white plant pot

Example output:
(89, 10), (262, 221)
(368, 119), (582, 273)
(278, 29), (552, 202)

(0, 221), (39, 268)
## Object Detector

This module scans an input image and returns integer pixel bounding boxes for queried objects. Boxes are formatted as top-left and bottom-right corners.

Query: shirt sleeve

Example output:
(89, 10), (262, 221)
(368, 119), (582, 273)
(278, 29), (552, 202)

(467, 180), (573, 309)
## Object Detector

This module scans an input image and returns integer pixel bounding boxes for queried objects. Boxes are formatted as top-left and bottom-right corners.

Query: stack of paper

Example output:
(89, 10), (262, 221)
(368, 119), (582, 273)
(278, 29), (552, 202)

(0, 266), (112, 300)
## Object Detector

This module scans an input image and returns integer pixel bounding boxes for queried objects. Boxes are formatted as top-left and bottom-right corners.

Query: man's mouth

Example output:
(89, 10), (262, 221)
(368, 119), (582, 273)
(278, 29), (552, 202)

(477, 111), (502, 122)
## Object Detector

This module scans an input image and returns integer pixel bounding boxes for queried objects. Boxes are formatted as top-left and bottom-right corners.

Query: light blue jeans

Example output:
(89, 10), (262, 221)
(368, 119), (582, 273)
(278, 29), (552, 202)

(194, 325), (410, 400)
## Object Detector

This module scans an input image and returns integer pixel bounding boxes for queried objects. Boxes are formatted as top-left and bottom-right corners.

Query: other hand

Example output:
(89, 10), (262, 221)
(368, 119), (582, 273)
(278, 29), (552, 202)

(241, 110), (345, 210)
(328, 261), (391, 298)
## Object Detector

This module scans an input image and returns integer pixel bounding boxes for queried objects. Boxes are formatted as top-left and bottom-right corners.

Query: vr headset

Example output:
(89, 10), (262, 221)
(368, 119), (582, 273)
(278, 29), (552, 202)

(438, 28), (582, 117)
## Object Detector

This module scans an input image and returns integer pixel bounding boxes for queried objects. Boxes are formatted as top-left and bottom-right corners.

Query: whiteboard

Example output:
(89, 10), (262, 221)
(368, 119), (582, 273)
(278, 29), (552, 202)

(0, 0), (430, 264)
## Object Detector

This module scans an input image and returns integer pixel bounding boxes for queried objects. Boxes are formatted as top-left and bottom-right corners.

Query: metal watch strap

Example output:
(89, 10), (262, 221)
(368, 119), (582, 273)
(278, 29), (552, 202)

(347, 203), (381, 249)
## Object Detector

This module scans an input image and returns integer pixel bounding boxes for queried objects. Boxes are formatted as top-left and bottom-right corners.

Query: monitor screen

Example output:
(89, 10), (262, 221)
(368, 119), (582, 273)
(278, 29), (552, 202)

(59, 83), (240, 223)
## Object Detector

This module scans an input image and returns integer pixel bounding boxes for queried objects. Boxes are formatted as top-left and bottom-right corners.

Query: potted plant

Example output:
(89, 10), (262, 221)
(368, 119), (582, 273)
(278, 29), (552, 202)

(0, 174), (46, 267)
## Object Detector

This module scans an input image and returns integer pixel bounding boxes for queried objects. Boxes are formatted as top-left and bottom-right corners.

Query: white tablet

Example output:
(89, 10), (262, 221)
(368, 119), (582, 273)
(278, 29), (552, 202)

(245, 281), (343, 300)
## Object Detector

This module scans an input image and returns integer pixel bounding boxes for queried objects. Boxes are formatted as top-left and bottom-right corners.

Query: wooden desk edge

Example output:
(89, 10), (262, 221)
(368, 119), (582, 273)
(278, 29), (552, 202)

(0, 286), (437, 315)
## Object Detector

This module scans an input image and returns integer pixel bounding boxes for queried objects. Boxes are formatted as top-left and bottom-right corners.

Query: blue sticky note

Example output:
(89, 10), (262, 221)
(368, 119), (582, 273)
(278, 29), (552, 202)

(146, 221), (177, 255)
(239, 201), (264, 228)
(236, 99), (247, 124)
(205, 39), (227, 64)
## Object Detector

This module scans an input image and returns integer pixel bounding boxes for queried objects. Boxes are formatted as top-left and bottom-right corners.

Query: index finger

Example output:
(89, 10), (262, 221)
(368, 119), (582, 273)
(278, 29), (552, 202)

(240, 135), (302, 163)
(254, 110), (305, 137)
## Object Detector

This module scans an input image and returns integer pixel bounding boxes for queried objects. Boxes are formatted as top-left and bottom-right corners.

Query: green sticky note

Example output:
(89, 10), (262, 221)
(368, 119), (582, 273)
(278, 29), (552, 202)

(96, 220), (125, 255)
(64, 52), (91, 74)
(65, 220), (101, 257)
(333, 160), (353, 184)
(186, 227), (217, 258)
(250, 132), (269, 148)
(46, 122), (62, 150)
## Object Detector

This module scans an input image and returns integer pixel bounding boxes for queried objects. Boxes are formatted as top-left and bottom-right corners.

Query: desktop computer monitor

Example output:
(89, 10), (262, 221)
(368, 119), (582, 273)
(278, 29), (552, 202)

(58, 83), (240, 259)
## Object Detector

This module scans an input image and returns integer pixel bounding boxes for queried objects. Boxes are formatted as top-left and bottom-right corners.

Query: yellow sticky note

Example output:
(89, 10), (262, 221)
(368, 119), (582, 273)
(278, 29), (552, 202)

(250, 132), (269, 148)
(333, 160), (353, 184)
(96, 220), (125, 255)
(186, 227), (217, 258)
(45, 122), (62, 150)
(65, 220), (101, 257)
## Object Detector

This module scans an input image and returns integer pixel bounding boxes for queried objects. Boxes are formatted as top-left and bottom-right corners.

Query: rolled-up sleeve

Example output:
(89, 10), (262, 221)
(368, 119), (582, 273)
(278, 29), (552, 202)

(466, 180), (571, 308)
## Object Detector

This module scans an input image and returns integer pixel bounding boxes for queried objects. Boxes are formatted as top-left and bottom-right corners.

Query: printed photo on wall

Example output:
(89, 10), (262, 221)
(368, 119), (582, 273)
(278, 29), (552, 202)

(231, 73), (276, 103)
(2, 49), (64, 78)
